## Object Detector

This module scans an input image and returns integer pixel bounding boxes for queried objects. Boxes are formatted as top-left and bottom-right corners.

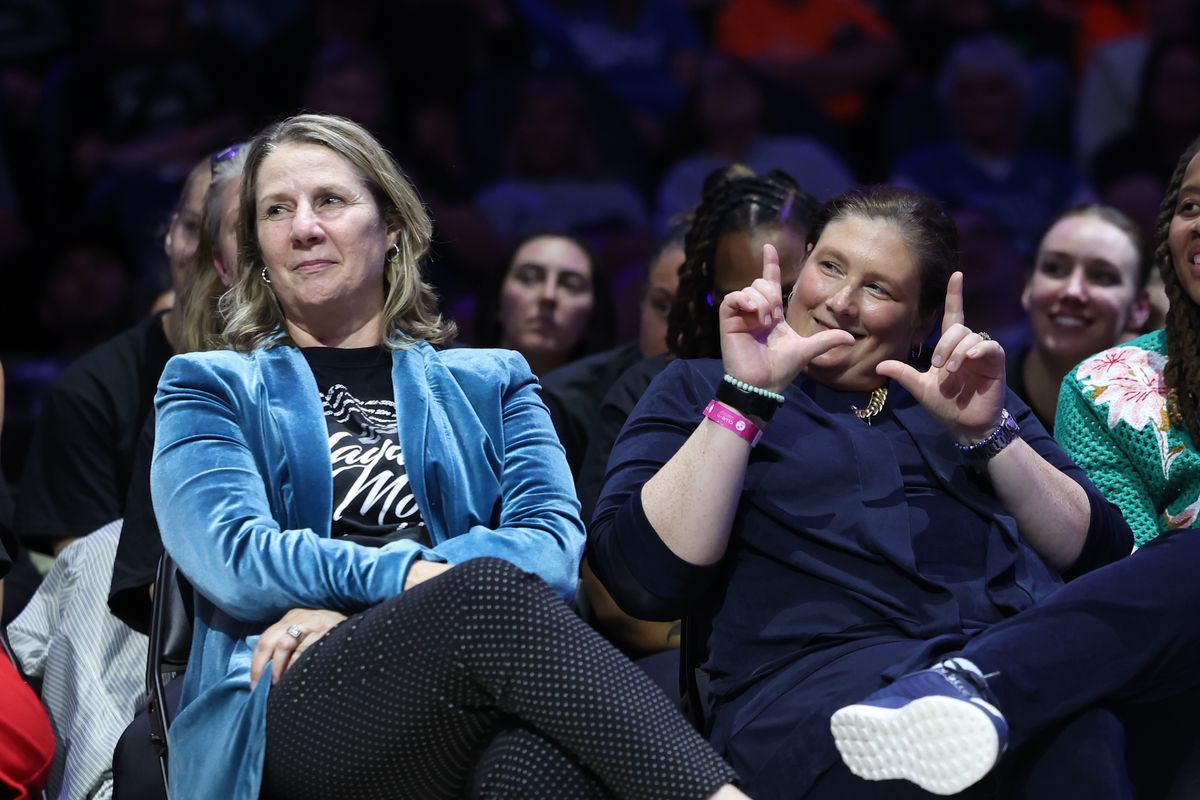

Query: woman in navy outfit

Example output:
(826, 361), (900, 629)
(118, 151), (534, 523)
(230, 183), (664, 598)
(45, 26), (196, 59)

(585, 186), (1193, 798)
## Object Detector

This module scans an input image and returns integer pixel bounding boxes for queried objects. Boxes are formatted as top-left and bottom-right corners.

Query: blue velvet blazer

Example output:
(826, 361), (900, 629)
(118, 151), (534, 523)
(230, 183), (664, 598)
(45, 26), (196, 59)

(151, 341), (584, 800)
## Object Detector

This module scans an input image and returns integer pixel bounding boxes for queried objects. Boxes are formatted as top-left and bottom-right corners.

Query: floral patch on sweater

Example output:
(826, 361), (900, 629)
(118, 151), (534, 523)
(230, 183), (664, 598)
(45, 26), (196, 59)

(1076, 346), (1184, 480)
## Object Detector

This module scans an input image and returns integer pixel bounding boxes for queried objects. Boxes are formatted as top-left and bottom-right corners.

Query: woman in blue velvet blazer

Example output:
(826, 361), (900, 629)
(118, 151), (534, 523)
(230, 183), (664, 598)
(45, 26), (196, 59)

(151, 115), (744, 800)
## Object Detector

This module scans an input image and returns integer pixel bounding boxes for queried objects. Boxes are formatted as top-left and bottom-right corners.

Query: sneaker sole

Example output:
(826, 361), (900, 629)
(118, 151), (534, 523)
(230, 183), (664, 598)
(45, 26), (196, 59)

(830, 695), (1000, 796)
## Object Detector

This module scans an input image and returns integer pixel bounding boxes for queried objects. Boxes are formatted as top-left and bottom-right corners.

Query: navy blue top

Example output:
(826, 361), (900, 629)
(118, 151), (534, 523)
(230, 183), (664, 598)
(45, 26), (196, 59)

(588, 358), (1133, 797)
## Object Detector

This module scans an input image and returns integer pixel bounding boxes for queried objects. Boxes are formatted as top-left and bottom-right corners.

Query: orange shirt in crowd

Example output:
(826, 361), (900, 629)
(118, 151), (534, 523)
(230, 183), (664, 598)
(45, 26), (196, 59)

(714, 0), (894, 121)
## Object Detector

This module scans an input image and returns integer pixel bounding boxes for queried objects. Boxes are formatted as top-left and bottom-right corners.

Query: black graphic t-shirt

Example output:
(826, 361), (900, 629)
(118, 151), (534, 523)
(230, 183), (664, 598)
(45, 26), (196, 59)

(300, 347), (429, 546)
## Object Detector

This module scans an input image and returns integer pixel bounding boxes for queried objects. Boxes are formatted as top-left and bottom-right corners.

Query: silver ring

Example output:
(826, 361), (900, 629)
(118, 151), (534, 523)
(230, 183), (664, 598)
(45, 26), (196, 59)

(285, 624), (303, 641)
(977, 331), (992, 342)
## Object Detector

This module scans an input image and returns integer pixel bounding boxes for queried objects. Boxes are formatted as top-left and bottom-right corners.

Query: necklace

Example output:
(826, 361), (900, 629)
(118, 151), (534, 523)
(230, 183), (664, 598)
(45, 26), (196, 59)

(851, 386), (888, 424)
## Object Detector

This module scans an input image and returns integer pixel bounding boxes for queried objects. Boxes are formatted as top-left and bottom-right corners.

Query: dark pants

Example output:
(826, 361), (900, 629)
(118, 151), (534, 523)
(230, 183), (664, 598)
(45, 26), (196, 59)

(948, 528), (1200, 797)
(963, 529), (1200, 744)
(261, 558), (737, 800)
(111, 676), (184, 800)
(798, 529), (1200, 799)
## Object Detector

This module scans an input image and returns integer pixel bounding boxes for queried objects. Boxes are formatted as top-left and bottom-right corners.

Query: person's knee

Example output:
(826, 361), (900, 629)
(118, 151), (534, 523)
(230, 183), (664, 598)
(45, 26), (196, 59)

(454, 558), (554, 605)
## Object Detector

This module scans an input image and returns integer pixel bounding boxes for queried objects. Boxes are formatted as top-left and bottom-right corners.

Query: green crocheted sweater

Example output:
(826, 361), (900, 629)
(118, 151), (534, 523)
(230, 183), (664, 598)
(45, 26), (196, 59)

(1057, 330), (1200, 548)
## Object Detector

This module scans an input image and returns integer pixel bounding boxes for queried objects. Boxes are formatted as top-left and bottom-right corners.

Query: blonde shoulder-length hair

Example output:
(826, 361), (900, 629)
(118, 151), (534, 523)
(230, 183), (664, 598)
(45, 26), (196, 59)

(219, 113), (456, 352)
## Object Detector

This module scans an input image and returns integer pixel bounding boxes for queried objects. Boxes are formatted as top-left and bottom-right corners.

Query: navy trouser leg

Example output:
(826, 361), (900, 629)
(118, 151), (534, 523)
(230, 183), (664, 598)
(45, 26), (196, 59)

(996, 707), (1133, 800)
(112, 675), (184, 800)
(960, 529), (1200, 746)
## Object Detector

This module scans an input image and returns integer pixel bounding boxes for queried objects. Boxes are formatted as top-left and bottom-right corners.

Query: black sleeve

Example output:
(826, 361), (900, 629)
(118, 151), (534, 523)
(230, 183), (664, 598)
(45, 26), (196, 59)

(540, 385), (587, 478)
(577, 355), (668, 522)
(16, 378), (124, 551)
(15, 316), (169, 552)
(541, 343), (645, 480)
(108, 413), (161, 634)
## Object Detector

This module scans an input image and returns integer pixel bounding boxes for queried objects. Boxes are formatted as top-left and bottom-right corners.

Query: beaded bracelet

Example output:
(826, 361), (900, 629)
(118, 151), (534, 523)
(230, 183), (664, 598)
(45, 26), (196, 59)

(723, 374), (785, 404)
(717, 375), (784, 424)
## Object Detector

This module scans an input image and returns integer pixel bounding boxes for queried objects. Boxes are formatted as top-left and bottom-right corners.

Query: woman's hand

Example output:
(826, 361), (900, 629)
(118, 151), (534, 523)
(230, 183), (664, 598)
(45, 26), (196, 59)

(250, 608), (348, 688)
(720, 244), (854, 393)
(876, 272), (1006, 442)
(404, 559), (453, 590)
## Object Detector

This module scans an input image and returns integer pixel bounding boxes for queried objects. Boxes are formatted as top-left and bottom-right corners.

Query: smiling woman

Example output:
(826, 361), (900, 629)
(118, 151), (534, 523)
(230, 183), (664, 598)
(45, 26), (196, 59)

(1008, 205), (1151, 430)
(151, 114), (747, 800)
(789, 215), (936, 392)
(589, 184), (1143, 797)
(1057, 135), (1200, 546)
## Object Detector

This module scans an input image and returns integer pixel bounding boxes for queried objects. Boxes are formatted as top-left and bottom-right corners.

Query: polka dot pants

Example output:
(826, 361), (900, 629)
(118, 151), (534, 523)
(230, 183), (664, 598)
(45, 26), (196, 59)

(261, 557), (738, 799)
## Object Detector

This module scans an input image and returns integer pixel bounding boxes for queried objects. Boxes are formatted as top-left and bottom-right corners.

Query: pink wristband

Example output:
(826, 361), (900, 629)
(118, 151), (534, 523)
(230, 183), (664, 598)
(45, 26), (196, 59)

(702, 400), (763, 446)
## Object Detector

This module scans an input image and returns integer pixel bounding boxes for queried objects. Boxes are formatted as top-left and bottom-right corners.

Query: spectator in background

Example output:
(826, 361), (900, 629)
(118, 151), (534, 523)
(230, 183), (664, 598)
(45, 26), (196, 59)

(108, 144), (250, 643)
(1085, 37), (1200, 335)
(476, 232), (615, 377)
(108, 144), (250, 800)
(513, 0), (703, 146)
(542, 225), (685, 477)
(712, 0), (902, 127)
(473, 73), (650, 250)
(1058, 133), (1200, 549)
(39, 0), (241, 271)
(655, 57), (855, 229)
(1092, 35), (1200, 200)
(952, 207), (1028, 352)
(302, 43), (396, 150)
(883, 1), (1077, 163)
(15, 156), (209, 556)
(1074, 0), (1200, 170)
(1011, 205), (1151, 432)
(892, 34), (1086, 262)
(35, 226), (137, 360)
(668, 168), (815, 361)
(0, 361), (55, 800)
(638, 227), (686, 362)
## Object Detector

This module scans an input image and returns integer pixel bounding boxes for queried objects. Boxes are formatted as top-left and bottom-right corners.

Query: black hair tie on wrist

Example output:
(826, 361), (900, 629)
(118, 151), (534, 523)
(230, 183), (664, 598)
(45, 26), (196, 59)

(715, 378), (783, 424)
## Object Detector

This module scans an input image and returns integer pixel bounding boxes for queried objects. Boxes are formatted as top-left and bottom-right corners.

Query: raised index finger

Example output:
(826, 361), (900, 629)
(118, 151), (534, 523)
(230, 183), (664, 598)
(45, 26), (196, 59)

(942, 271), (965, 334)
(761, 243), (781, 290)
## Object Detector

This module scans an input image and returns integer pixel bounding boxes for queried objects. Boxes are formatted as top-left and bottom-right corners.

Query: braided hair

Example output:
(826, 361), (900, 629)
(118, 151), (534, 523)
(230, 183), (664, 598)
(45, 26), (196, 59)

(1156, 134), (1200, 446)
(668, 166), (818, 359)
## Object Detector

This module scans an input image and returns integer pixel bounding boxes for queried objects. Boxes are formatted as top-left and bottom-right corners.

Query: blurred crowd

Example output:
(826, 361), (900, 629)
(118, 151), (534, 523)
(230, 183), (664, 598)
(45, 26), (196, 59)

(1, 0), (1196, 479)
